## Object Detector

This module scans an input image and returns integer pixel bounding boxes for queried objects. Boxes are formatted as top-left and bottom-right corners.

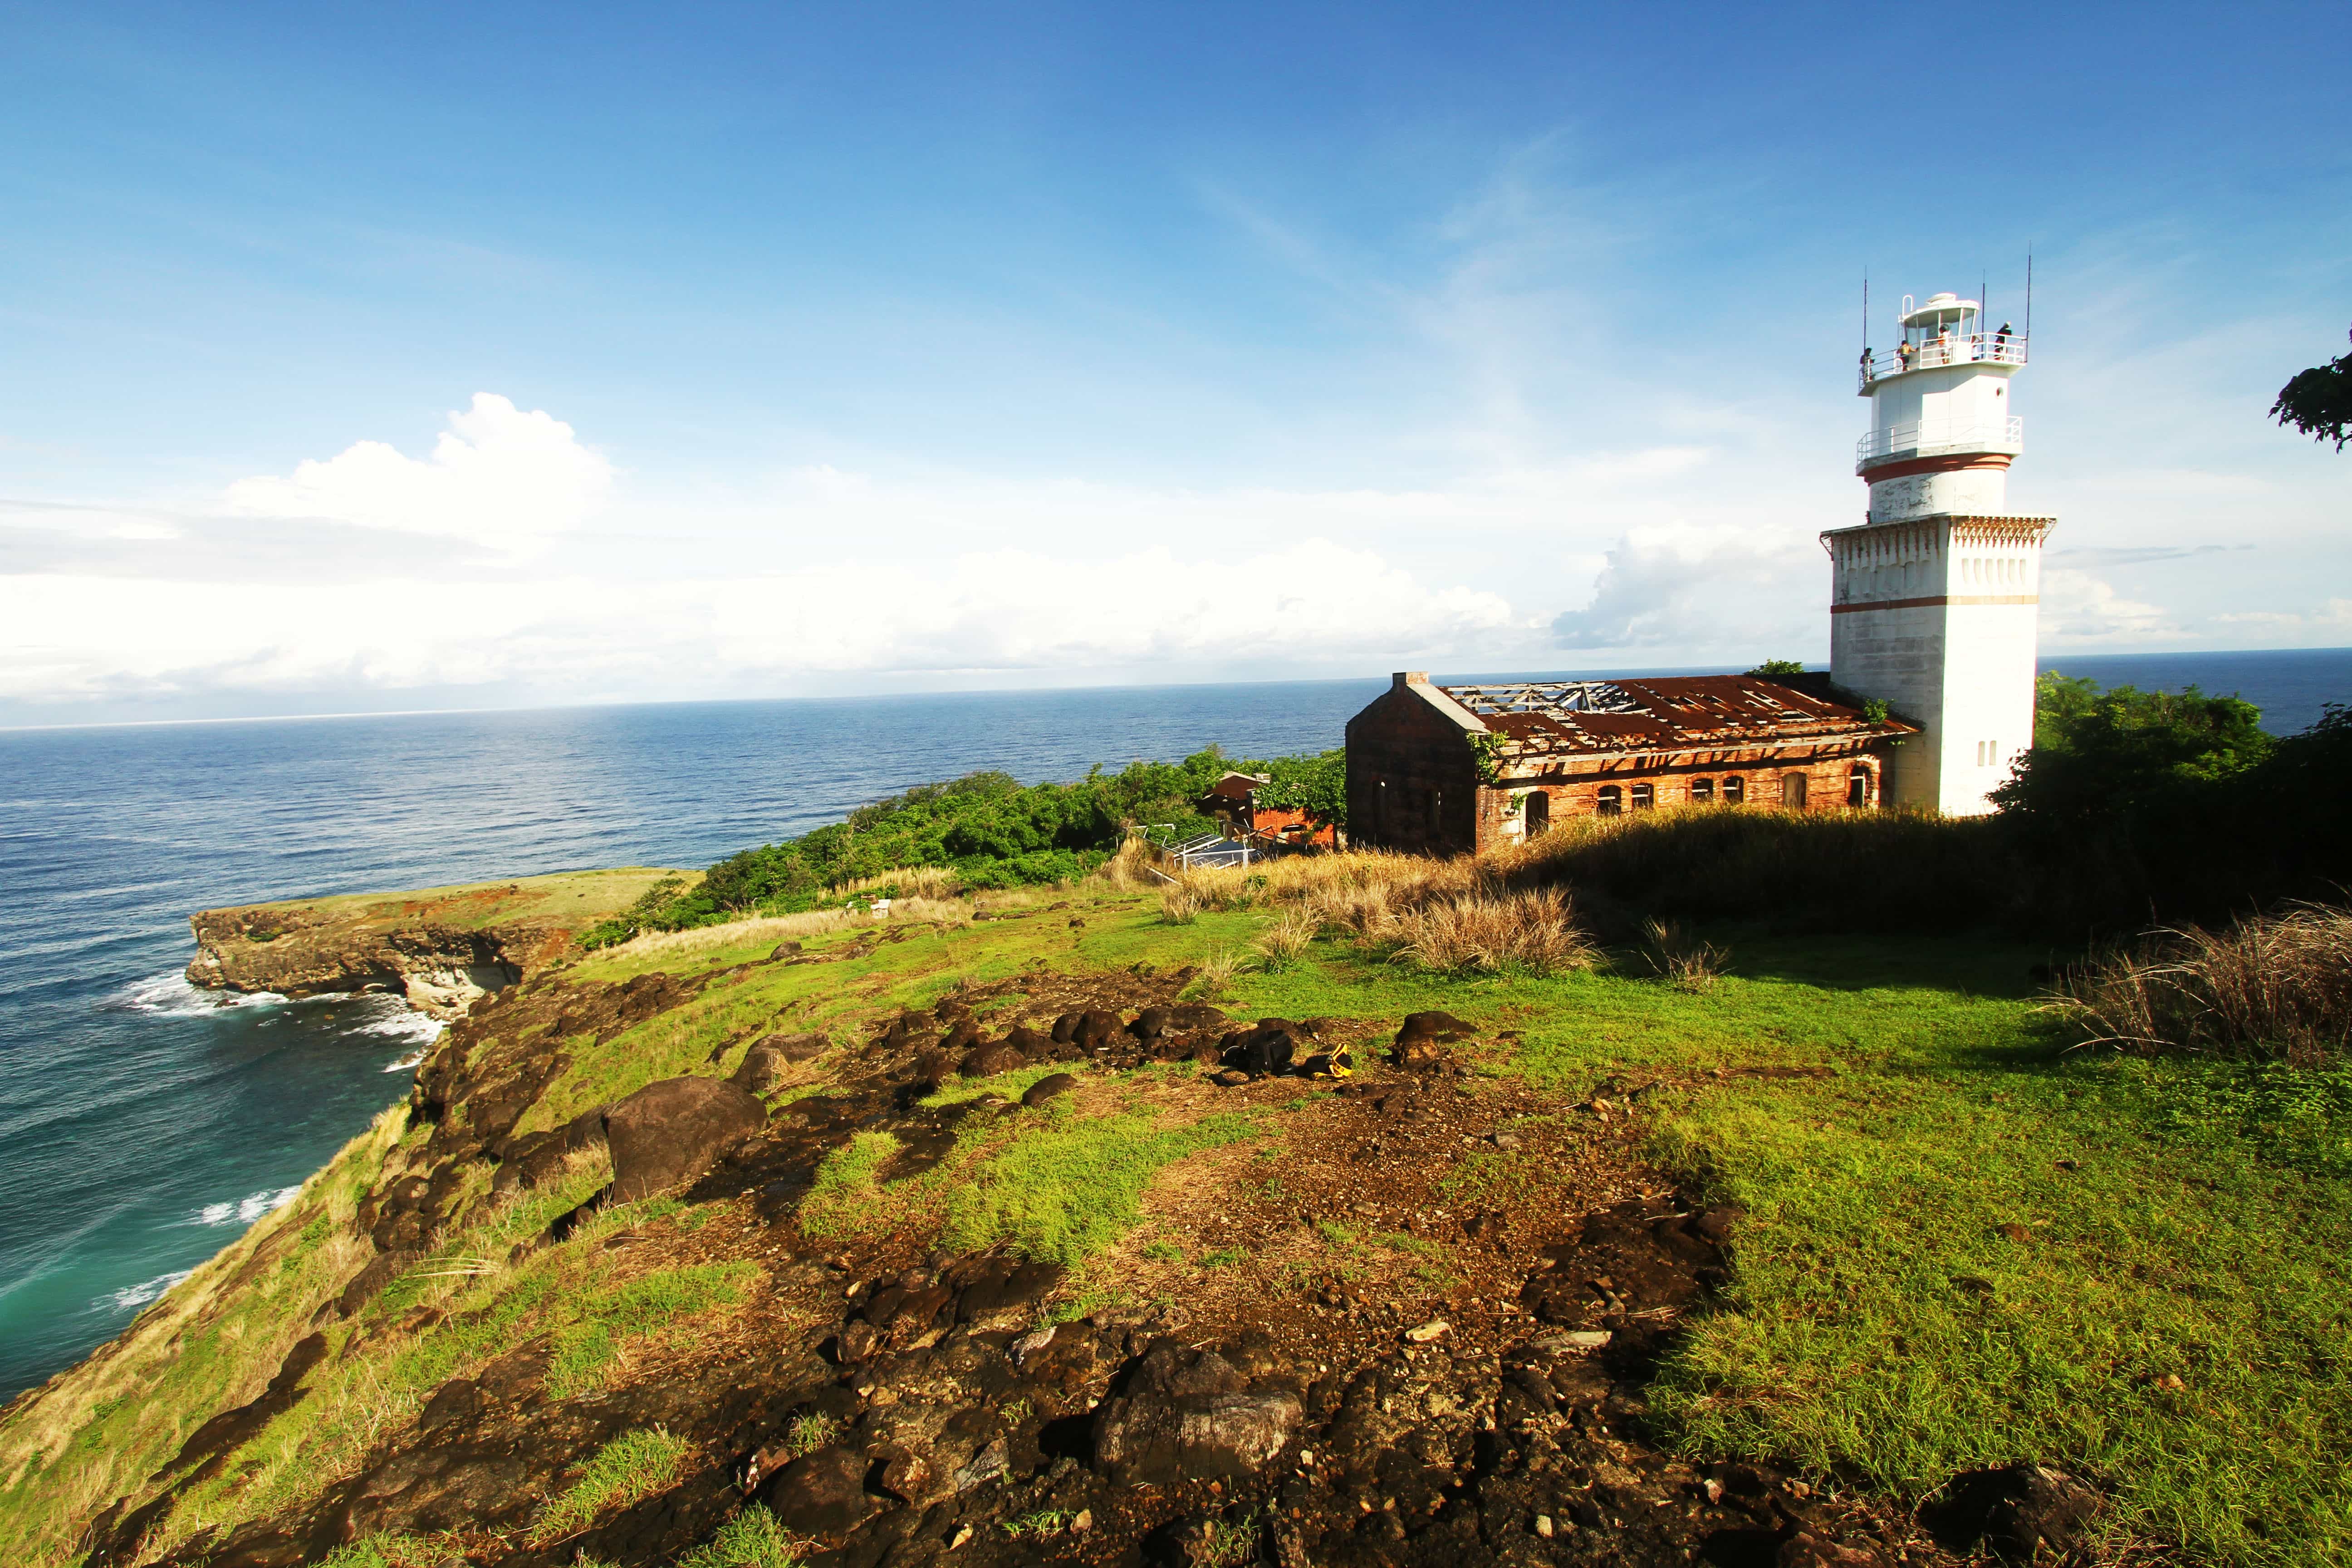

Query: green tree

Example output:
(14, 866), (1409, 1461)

(1745, 658), (1808, 677)
(2272, 323), (2352, 451)
(1250, 748), (1347, 828)
(1991, 674), (2272, 831)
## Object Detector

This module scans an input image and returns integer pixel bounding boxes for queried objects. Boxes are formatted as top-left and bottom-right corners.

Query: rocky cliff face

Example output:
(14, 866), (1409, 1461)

(182, 876), (648, 1019)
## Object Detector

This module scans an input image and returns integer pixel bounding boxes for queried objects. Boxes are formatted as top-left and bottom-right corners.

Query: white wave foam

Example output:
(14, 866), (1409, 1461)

(190, 1185), (303, 1228)
(353, 1007), (444, 1045)
(102, 1269), (194, 1312)
(383, 1048), (427, 1072)
(117, 971), (289, 1017)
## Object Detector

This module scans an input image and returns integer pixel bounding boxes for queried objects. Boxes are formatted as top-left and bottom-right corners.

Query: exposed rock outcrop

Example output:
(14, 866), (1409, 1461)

(185, 904), (520, 1019)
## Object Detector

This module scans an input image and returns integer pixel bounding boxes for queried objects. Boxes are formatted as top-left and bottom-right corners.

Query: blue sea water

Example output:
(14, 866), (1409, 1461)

(1, 650), (2345, 1402)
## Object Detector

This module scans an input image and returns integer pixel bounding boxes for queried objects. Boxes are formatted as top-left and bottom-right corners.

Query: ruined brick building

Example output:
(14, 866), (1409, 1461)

(1343, 282), (2055, 854)
(1344, 671), (1915, 857)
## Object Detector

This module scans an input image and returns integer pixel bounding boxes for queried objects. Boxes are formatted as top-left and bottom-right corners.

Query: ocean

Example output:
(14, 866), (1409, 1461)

(1, 649), (2345, 1402)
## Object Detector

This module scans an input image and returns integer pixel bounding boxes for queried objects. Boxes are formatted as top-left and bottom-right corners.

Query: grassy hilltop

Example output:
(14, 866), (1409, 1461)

(0, 826), (2346, 1567)
(4, 675), (2348, 1568)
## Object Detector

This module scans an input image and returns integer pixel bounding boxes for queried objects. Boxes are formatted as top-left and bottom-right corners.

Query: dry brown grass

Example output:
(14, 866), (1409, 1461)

(1158, 886), (1201, 925)
(1096, 836), (1155, 889)
(1376, 887), (1599, 977)
(612, 909), (860, 960)
(2044, 900), (2352, 1065)
(839, 866), (963, 900)
(1168, 848), (1600, 977)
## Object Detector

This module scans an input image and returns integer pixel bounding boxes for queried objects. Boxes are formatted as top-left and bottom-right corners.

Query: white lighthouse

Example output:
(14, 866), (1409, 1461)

(1824, 290), (2054, 815)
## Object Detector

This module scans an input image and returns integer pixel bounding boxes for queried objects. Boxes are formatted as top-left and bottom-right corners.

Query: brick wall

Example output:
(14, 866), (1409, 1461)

(1477, 746), (1892, 852)
(1345, 686), (1482, 855)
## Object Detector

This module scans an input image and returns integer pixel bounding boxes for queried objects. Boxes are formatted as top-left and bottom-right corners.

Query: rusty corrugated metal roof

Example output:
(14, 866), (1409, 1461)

(1443, 675), (1910, 762)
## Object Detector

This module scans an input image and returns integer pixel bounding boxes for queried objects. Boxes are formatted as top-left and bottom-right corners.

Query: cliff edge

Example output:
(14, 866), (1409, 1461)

(183, 867), (686, 1018)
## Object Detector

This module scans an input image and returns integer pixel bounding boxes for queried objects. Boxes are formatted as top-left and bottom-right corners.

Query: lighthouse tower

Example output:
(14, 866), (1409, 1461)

(1824, 291), (2054, 815)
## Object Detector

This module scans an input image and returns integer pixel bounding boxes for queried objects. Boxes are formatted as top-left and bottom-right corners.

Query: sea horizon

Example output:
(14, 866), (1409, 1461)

(5, 644), (2343, 735)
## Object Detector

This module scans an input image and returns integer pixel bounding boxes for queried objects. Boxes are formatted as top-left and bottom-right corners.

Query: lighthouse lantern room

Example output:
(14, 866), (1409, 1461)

(1824, 290), (2054, 815)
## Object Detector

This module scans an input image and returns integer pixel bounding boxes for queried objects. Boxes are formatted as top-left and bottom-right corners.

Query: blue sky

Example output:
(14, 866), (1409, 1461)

(4, 1), (2347, 723)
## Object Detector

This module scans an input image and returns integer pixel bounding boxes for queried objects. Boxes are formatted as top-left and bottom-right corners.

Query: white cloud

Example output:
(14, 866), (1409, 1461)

(1550, 524), (1817, 654)
(2039, 568), (2181, 643)
(0, 540), (1525, 709)
(220, 394), (612, 551)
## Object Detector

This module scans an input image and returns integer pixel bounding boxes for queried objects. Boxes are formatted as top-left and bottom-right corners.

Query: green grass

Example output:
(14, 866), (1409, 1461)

(15, 880), (2352, 1568)
(529, 1425), (693, 1544)
(942, 1107), (1261, 1266)
(1647, 1051), (2352, 1566)
(676, 1504), (805, 1567)
(316, 1531), (462, 1568)
(545, 1263), (755, 1397)
(245, 866), (690, 931)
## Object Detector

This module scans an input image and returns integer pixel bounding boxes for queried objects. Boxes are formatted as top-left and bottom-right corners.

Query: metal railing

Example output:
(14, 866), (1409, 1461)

(1859, 333), (2027, 388)
(1856, 415), (2023, 468)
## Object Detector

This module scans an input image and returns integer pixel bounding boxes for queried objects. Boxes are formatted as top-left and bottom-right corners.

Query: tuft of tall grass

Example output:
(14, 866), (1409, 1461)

(1642, 917), (1729, 992)
(675, 1504), (806, 1568)
(1253, 909), (1318, 970)
(1158, 886), (1200, 925)
(1187, 947), (1242, 998)
(2044, 901), (2352, 1066)
(1380, 887), (1598, 978)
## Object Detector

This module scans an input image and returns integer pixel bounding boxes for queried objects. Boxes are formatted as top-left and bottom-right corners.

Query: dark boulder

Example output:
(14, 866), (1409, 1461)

(1221, 1025), (1297, 1077)
(337, 1250), (423, 1318)
(1929, 1463), (2100, 1562)
(732, 1034), (824, 1096)
(759, 1445), (879, 1539)
(1093, 1343), (1303, 1485)
(960, 1042), (1029, 1078)
(1022, 1073), (1079, 1107)
(937, 1018), (982, 1051)
(950, 1253), (1063, 1328)
(603, 1076), (767, 1204)
(1397, 1010), (1476, 1043)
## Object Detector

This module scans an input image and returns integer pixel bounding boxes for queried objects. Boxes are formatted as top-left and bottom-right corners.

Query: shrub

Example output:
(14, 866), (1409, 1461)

(2043, 902), (2352, 1067)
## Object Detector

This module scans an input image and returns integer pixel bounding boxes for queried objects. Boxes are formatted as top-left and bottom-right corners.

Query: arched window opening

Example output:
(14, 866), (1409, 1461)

(1723, 776), (1744, 805)
(1691, 778), (1715, 804)
(1847, 766), (1872, 808)
(1630, 783), (1655, 811)
(1524, 790), (1551, 837)
(1782, 773), (1808, 809)
(1595, 785), (1622, 817)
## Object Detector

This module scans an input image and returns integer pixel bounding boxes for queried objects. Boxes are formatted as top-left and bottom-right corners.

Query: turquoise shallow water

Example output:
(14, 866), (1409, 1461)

(1, 651), (2343, 1401)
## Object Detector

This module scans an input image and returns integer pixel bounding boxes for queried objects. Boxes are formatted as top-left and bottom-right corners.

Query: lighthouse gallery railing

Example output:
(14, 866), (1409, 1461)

(1856, 415), (2024, 467)
(1858, 333), (2028, 389)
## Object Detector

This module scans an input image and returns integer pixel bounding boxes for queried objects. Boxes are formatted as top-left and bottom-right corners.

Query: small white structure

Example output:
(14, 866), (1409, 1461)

(1825, 291), (2053, 814)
